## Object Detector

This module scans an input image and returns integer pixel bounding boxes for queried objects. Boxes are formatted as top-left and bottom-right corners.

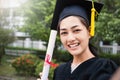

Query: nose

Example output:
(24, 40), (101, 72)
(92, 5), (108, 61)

(67, 33), (76, 42)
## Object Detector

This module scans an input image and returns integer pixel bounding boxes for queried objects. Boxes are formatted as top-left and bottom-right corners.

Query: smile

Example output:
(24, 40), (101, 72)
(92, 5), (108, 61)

(68, 43), (80, 48)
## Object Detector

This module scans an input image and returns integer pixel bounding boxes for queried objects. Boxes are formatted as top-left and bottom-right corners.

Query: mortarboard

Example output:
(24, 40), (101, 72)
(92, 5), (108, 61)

(51, 0), (103, 36)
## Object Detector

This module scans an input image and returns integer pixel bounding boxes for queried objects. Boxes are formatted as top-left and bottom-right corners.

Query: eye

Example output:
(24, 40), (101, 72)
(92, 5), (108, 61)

(73, 29), (81, 33)
(60, 31), (68, 36)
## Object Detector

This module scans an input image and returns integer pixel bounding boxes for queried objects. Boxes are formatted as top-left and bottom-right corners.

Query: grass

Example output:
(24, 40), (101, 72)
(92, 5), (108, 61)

(0, 63), (15, 76)
(0, 55), (37, 80)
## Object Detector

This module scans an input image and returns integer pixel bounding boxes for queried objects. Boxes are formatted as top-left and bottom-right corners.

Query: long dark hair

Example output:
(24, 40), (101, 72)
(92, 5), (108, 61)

(78, 16), (98, 57)
(89, 43), (98, 57)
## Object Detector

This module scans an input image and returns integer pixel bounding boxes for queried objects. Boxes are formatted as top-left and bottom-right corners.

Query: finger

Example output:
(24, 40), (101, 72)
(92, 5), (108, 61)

(39, 72), (42, 78)
(37, 78), (41, 80)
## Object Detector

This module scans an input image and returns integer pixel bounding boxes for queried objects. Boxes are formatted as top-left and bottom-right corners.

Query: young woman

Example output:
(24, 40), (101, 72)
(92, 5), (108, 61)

(53, 9), (118, 80)
(38, 0), (118, 80)
(52, 0), (118, 80)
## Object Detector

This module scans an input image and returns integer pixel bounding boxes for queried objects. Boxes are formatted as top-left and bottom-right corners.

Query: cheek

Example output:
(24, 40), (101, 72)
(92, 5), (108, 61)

(82, 30), (91, 39)
(78, 32), (90, 42)
(87, 29), (91, 38)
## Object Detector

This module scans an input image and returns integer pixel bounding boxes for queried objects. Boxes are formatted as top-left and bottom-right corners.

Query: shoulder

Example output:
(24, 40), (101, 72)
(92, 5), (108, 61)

(95, 58), (118, 67)
(91, 58), (118, 70)
(86, 58), (118, 80)
(85, 57), (118, 75)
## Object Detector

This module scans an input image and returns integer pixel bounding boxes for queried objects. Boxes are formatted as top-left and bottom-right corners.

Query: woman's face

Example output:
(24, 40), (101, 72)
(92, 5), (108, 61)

(59, 16), (91, 56)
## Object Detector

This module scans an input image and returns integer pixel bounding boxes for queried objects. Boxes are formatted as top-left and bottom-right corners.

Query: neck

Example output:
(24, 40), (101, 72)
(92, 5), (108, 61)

(72, 49), (95, 66)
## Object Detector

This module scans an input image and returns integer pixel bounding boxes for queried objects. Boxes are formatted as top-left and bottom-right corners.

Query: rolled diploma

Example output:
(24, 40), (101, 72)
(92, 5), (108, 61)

(41, 30), (57, 80)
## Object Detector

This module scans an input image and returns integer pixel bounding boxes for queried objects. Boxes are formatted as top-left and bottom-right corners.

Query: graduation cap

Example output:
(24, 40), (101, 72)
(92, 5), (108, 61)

(51, 0), (103, 36)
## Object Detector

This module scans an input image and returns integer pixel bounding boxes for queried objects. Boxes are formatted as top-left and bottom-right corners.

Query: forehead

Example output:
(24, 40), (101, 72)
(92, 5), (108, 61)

(59, 16), (84, 29)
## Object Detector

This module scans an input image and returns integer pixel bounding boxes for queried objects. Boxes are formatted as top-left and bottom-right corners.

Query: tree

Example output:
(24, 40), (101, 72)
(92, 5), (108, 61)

(93, 0), (120, 45)
(0, 27), (15, 64)
(19, 0), (57, 46)
(0, 8), (15, 64)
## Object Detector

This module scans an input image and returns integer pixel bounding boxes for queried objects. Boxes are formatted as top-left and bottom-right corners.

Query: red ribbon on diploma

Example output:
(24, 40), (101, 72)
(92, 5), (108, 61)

(45, 54), (59, 68)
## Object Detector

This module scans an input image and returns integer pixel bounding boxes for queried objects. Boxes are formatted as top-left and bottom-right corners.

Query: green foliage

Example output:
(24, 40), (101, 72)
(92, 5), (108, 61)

(35, 60), (44, 76)
(19, 0), (62, 51)
(96, 12), (120, 43)
(0, 27), (15, 64)
(94, 0), (120, 43)
(6, 46), (43, 51)
(19, 0), (56, 41)
(6, 46), (47, 59)
(0, 27), (15, 46)
(11, 53), (40, 76)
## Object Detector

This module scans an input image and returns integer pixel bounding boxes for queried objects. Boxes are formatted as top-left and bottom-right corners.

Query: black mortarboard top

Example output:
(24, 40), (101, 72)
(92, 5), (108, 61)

(51, 0), (103, 32)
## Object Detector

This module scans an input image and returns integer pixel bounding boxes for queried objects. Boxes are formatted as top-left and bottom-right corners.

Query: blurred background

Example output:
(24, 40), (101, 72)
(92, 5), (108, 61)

(0, 0), (120, 80)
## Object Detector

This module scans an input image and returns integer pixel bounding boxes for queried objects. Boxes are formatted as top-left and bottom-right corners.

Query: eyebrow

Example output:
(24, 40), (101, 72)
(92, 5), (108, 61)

(71, 25), (79, 29)
(60, 25), (79, 31)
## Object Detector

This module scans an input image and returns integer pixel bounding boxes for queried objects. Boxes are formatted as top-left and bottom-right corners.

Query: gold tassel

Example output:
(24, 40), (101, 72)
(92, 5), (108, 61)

(90, 1), (96, 37)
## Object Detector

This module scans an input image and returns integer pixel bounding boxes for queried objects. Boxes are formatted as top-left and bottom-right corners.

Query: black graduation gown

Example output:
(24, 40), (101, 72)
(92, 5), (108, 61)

(53, 57), (118, 80)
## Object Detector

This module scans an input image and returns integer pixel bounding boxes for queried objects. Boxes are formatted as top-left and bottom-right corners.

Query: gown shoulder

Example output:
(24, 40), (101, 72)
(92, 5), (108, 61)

(53, 57), (118, 80)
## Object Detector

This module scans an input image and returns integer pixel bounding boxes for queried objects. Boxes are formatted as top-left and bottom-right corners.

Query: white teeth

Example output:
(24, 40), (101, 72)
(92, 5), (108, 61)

(69, 43), (79, 48)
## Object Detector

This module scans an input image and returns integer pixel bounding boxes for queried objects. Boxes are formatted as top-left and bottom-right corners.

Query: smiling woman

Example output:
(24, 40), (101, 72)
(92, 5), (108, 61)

(38, 0), (118, 80)
(59, 16), (92, 59)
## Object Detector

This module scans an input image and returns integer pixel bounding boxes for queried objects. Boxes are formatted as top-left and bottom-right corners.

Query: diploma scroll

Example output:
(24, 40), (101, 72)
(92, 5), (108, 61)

(41, 30), (57, 80)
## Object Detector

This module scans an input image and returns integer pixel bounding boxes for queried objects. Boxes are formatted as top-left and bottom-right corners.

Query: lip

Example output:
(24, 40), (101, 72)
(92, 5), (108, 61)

(68, 43), (80, 49)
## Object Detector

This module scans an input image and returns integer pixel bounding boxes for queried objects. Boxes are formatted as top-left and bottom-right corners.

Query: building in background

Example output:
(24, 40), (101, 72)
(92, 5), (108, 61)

(0, 0), (25, 30)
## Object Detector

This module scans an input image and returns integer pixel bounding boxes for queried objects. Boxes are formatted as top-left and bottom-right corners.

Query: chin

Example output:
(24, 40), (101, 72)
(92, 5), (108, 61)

(69, 50), (82, 56)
